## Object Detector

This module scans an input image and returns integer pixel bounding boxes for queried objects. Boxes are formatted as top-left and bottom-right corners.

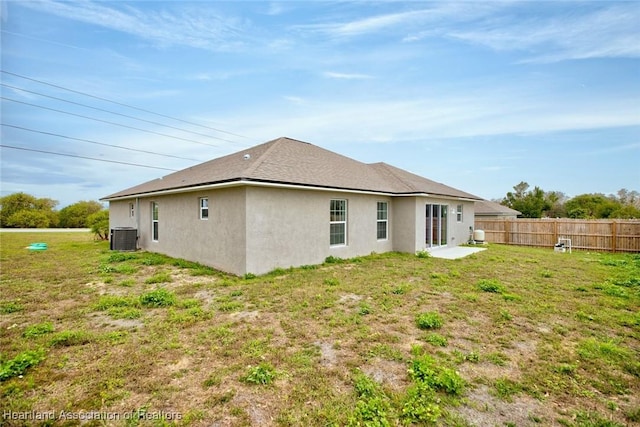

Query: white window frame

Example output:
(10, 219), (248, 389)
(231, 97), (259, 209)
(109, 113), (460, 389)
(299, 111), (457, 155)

(199, 197), (209, 220)
(330, 199), (347, 246)
(456, 204), (463, 222)
(377, 201), (388, 241)
(151, 202), (159, 242)
(129, 202), (135, 218)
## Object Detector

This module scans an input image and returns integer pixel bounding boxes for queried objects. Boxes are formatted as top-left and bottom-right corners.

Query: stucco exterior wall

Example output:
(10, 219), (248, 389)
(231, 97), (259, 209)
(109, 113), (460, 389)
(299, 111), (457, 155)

(109, 185), (476, 276)
(244, 187), (393, 275)
(110, 187), (247, 275)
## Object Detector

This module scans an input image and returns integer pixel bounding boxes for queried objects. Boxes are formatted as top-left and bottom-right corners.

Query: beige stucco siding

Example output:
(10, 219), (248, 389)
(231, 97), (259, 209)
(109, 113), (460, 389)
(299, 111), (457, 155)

(110, 187), (247, 275)
(244, 187), (393, 275)
(108, 185), (475, 276)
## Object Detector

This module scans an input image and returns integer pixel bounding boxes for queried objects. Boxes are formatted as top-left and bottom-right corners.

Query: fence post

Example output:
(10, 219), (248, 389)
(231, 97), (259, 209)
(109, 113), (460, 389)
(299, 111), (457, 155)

(612, 220), (617, 253)
(505, 220), (509, 244)
(553, 220), (558, 246)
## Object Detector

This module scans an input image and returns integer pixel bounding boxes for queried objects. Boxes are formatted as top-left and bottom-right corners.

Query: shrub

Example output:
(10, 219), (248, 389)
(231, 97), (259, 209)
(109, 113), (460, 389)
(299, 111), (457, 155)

(416, 312), (443, 330)
(324, 256), (344, 264)
(140, 288), (176, 307)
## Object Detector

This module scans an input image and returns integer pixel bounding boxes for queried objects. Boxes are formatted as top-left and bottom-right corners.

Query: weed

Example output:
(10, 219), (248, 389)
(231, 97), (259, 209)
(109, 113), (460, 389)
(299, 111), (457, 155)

(416, 311), (443, 329)
(140, 288), (176, 307)
(358, 303), (372, 316)
(324, 255), (344, 264)
(324, 277), (340, 287)
(348, 370), (392, 427)
(401, 382), (442, 424)
(144, 272), (173, 284)
(230, 290), (243, 297)
(0, 349), (46, 381)
(107, 306), (142, 319)
(108, 252), (138, 263)
(0, 300), (23, 314)
(243, 273), (257, 280)
(540, 269), (553, 278)
(243, 363), (276, 385)
(408, 354), (465, 396)
(477, 278), (504, 293)
(487, 352), (509, 366)
(554, 363), (578, 375)
(415, 250), (431, 259)
(493, 378), (523, 402)
(425, 333), (448, 347)
(23, 322), (54, 338)
(499, 309), (513, 322)
(391, 284), (408, 295)
(94, 294), (140, 311)
(49, 330), (93, 347)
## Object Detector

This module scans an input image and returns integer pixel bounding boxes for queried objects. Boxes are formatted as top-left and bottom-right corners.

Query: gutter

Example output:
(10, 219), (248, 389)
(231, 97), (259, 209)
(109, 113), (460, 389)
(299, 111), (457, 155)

(101, 179), (482, 202)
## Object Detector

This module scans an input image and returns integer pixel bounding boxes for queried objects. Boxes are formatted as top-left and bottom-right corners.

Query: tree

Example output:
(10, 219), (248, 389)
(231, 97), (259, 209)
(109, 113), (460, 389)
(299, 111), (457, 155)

(87, 210), (109, 240)
(564, 194), (620, 219)
(0, 192), (59, 228)
(58, 200), (104, 228)
(502, 182), (551, 218)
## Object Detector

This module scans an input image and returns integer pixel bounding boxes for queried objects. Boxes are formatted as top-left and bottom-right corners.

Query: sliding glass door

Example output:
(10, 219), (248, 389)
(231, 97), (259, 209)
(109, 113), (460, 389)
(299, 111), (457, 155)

(426, 204), (448, 247)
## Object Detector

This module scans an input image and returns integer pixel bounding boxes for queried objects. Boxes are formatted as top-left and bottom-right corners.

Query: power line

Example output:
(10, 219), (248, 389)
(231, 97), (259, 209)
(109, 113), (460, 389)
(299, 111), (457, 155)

(1, 123), (199, 162)
(0, 69), (253, 141)
(0, 144), (179, 171)
(1, 96), (224, 148)
(1, 82), (241, 144)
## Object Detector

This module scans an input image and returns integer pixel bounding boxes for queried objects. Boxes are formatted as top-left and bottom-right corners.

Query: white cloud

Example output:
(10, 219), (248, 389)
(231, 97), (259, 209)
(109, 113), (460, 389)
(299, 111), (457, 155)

(449, 4), (640, 62)
(17, 0), (251, 52)
(322, 71), (373, 80)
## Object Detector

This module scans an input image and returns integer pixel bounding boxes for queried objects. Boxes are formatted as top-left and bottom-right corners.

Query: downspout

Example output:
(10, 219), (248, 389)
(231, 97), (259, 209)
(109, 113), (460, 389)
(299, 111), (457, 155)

(135, 197), (140, 249)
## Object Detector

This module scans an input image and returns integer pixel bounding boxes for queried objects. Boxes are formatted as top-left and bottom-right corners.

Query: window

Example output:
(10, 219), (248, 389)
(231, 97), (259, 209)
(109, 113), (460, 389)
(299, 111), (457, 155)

(456, 204), (463, 222)
(377, 201), (388, 240)
(330, 199), (347, 246)
(129, 202), (135, 218)
(151, 202), (159, 241)
(200, 197), (209, 220)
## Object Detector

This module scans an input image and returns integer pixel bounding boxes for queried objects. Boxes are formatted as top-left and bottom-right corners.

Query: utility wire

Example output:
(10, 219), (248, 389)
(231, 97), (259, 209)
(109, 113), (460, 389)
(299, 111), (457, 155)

(2, 96), (224, 148)
(0, 144), (179, 171)
(1, 69), (253, 141)
(1, 82), (241, 144)
(1, 123), (199, 162)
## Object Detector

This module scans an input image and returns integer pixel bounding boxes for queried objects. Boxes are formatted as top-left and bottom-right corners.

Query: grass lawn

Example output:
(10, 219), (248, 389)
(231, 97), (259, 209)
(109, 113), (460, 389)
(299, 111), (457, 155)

(0, 232), (638, 426)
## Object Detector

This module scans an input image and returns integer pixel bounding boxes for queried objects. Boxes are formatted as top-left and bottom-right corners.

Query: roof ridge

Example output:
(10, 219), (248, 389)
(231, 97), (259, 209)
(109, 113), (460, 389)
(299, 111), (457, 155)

(242, 137), (287, 178)
(370, 162), (417, 192)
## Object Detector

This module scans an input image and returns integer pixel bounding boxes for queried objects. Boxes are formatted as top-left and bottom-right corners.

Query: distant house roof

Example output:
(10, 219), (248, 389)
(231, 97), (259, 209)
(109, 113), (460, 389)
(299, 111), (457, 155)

(102, 137), (482, 201)
(474, 199), (522, 217)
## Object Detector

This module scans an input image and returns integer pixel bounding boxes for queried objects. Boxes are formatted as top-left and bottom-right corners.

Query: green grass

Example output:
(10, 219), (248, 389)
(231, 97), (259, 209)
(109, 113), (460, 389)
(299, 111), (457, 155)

(1, 231), (639, 426)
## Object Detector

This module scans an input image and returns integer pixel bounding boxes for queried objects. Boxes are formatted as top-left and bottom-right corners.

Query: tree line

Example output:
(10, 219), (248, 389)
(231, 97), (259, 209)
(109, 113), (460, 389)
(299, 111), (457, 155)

(0, 192), (109, 239)
(499, 182), (640, 219)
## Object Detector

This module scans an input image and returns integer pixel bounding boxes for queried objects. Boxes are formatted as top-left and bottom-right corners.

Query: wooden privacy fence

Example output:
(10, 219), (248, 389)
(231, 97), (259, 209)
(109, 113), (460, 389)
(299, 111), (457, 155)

(474, 219), (640, 253)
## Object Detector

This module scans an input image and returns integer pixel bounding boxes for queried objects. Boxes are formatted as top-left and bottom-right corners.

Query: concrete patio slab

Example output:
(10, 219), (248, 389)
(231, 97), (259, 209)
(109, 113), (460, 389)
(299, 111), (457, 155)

(428, 246), (486, 260)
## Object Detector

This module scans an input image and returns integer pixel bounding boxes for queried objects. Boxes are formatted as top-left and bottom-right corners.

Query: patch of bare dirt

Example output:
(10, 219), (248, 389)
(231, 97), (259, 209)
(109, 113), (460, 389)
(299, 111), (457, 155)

(88, 312), (144, 330)
(338, 293), (363, 304)
(231, 310), (260, 321)
(315, 341), (338, 367)
(455, 385), (553, 426)
(360, 357), (408, 391)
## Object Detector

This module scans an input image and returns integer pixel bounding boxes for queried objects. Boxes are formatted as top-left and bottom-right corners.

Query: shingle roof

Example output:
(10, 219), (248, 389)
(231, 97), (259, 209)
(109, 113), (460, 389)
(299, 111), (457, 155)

(102, 137), (481, 200)
(474, 199), (522, 216)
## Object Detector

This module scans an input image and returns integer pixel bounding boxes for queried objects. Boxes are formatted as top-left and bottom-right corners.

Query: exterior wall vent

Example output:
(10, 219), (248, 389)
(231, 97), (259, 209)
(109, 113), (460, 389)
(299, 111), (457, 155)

(110, 227), (138, 251)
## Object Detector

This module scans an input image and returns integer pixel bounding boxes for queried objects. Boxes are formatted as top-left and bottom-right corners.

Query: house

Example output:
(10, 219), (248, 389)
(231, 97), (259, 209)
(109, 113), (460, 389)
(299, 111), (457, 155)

(102, 137), (482, 275)
(474, 199), (521, 220)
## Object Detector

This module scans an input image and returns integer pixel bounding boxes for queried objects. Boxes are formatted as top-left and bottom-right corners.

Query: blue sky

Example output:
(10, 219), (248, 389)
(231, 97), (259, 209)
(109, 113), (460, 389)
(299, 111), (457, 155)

(1, 1), (639, 208)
